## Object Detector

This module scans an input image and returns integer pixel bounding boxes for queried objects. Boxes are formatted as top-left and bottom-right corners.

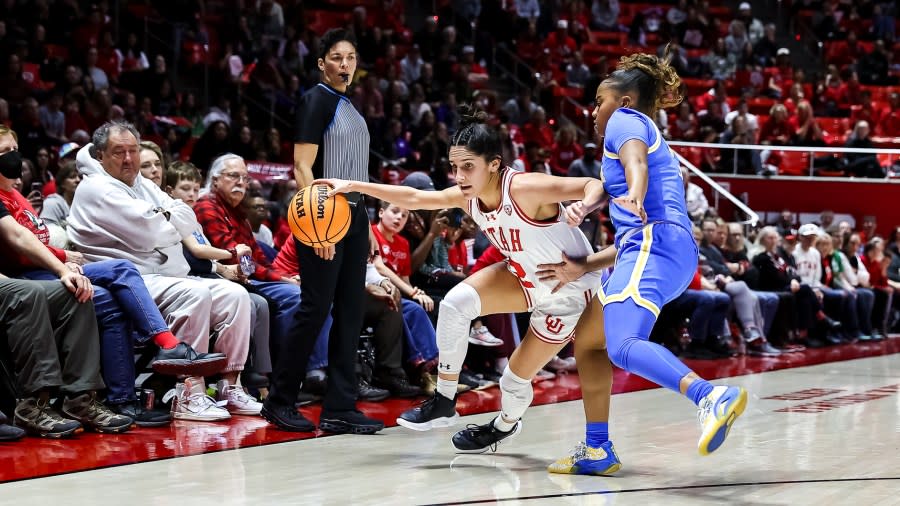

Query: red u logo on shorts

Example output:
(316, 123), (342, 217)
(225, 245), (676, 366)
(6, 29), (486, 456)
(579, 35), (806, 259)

(545, 315), (565, 334)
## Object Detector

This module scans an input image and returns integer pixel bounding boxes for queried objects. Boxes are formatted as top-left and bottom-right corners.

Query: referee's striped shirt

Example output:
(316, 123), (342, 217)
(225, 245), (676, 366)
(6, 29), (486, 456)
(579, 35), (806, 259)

(294, 82), (370, 183)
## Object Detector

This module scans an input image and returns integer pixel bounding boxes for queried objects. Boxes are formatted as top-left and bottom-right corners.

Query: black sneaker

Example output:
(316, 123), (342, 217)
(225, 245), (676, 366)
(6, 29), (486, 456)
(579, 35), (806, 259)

(15, 397), (83, 438)
(0, 410), (25, 441)
(373, 372), (424, 398)
(301, 375), (328, 396)
(396, 393), (458, 431)
(358, 378), (390, 402)
(319, 409), (384, 434)
(452, 419), (522, 454)
(151, 342), (228, 377)
(261, 400), (316, 432)
(746, 339), (782, 357)
(108, 401), (172, 428)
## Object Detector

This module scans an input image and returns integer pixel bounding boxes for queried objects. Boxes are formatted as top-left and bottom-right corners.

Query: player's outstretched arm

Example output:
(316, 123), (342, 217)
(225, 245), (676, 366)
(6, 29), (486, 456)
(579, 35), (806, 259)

(316, 178), (466, 211)
(511, 172), (607, 226)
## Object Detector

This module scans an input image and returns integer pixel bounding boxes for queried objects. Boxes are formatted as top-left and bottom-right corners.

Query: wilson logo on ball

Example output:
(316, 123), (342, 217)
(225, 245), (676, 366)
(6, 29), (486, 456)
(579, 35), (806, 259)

(288, 184), (351, 248)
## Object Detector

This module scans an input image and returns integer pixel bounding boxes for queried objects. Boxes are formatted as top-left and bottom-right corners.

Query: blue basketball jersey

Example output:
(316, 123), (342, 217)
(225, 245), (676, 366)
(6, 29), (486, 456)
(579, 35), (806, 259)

(601, 108), (692, 246)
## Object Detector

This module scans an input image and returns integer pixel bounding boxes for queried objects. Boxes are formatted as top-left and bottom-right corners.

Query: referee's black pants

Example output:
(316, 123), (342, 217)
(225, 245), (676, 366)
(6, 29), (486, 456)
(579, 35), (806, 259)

(269, 203), (369, 412)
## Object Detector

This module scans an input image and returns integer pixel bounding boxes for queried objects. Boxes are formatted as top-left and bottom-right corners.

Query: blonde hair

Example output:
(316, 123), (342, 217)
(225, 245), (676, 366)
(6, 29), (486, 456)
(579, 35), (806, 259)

(608, 45), (683, 113)
(0, 125), (18, 142)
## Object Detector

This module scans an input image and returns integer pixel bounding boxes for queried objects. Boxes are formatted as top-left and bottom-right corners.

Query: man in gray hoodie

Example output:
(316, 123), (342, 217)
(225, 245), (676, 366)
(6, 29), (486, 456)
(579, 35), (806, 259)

(67, 121), (253, 421)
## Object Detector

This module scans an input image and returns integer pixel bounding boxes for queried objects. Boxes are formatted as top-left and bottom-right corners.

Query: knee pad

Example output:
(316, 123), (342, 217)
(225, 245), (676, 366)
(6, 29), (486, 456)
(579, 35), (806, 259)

(439, 283), (482, 321)
(435, 283), (482, 375)
(499, 366), (533, 421)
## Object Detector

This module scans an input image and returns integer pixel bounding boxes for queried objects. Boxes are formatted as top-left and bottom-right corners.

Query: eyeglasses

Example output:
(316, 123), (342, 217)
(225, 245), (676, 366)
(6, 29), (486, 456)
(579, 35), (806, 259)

(221, 172), (252, 183)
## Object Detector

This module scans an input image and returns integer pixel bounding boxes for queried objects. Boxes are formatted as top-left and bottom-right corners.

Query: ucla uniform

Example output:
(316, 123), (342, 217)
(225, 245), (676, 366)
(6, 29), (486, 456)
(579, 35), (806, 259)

(601, 108), (698, 315)
(468, 168), (602, 344)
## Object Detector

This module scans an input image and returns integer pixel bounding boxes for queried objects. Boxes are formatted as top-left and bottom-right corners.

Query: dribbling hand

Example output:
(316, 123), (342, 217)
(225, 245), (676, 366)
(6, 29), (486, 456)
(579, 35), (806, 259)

(314, 178), (353, 197)
(613, 195), (647, 224)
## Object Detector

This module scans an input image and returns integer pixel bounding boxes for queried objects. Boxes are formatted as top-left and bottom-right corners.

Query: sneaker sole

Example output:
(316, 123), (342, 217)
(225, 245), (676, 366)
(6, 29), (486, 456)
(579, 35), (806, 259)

(319, 419), (384, 435)
(227, 408), (263, 416)
(452, 420), (522, 454)
(133, 419), (172, 428)
(396, 413), (460, 432)
(172, 412), (231, 422)
(60, 410), (135, 434)
(152, 356), (228, 377)
(19, 423), (83, 439)
(698, 387), (748, 456)
(467, 337), (504, 347)
(549, 460), (622, 475)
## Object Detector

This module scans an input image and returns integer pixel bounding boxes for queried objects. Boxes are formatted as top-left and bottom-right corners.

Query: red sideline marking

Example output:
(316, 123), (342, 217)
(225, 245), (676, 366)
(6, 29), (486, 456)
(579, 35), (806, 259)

(774, 384), (899, 413)
(763, 388), (845, 401)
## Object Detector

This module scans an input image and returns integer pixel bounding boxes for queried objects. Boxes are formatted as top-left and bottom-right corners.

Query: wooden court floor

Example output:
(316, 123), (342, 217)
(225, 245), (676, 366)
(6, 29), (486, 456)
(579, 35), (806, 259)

(2, 342), (899, 505)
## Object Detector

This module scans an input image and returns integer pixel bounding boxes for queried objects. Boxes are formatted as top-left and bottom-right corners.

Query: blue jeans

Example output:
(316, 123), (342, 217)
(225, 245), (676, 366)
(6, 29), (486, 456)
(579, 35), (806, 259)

(249, 279), (302, 353)
(854, 288), (875, 335)
(753, 291), (780, 336)
(671, 289), (731, 341)
(307, 300), (438, 369)
(22, 259), (169, 403)
(308, 315), (333, 370)
(401, 299), (438, 362)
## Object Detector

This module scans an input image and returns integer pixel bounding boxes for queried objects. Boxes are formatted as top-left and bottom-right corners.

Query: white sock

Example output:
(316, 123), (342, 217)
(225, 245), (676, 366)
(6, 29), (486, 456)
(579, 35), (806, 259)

(496, 366), (532, 430)
(436, 378), (457, 400)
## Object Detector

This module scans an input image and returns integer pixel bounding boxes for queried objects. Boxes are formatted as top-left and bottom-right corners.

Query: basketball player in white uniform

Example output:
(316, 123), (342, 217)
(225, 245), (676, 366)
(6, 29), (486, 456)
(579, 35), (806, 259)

(317, 107), (622, 475)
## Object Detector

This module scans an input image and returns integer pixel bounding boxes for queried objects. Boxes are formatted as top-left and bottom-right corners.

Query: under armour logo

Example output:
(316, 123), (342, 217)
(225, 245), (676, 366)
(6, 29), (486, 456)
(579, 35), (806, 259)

(439, 362), (452, 371)
(545, 315), (565, 334)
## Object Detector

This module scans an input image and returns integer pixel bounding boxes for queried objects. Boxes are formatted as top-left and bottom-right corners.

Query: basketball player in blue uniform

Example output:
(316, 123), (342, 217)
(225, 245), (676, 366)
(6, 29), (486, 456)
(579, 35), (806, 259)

(542, 49), (748, 473)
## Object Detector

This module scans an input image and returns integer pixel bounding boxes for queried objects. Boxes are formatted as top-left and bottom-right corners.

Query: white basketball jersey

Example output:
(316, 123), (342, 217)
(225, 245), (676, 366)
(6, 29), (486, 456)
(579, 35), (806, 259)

(467, 168), (601, 310)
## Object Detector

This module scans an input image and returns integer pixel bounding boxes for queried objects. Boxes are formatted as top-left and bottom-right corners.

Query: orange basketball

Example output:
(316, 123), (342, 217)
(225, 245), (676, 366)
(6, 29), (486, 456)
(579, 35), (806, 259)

(287, 184), (351, 248)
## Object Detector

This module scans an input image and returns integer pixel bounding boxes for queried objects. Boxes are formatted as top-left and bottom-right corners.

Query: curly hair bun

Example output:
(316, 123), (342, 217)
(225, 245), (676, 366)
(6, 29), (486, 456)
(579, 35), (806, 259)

(616, 44), (683, 111)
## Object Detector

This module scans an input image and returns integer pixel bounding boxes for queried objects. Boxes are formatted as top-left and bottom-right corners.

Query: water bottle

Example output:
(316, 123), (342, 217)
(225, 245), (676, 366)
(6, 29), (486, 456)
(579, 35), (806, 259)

(239, 255), (255, 276)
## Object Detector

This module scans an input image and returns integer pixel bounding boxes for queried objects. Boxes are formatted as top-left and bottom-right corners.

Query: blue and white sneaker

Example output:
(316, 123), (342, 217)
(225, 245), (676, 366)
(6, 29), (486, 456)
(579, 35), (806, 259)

(697, 385), (748, 455)
(548, 441), (622, 475)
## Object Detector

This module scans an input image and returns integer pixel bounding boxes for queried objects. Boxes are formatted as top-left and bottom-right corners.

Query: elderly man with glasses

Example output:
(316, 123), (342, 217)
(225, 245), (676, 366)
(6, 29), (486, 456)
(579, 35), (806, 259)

(192, 153), (307, 405)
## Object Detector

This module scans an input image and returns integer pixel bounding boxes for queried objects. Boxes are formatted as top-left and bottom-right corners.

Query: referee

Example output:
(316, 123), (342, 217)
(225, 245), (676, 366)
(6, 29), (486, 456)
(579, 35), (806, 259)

(262, 29), (383, 434)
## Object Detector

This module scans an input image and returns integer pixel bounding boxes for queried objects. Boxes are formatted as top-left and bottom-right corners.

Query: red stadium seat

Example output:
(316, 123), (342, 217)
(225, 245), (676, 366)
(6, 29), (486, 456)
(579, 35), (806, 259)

(777, 150), (810, 176)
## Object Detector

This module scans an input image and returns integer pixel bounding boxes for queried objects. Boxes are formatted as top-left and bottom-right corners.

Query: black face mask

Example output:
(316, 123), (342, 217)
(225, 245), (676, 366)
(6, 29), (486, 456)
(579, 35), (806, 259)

(0, 150), (23, 180)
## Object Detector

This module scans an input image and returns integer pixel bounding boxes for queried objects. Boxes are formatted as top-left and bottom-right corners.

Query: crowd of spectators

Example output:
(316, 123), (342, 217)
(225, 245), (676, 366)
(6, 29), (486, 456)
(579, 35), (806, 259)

(1, 0), (900, 441)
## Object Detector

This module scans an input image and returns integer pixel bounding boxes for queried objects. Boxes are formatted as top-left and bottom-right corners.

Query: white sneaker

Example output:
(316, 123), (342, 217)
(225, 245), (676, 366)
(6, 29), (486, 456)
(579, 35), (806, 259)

(163, 377), (231, 422)
(216, 380), (263, 416)
(469, 325), (504, 346)
(546, 356), (577, 373)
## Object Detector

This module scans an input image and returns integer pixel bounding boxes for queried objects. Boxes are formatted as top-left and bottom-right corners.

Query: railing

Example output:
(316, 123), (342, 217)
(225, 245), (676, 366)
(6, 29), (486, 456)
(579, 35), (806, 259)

(673, 149), (760, 227)
(491, 44), (536, 94)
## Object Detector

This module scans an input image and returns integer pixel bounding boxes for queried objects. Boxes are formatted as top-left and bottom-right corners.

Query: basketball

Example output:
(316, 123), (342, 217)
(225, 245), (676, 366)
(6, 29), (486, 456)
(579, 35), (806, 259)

(287, 184), (351, 248)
